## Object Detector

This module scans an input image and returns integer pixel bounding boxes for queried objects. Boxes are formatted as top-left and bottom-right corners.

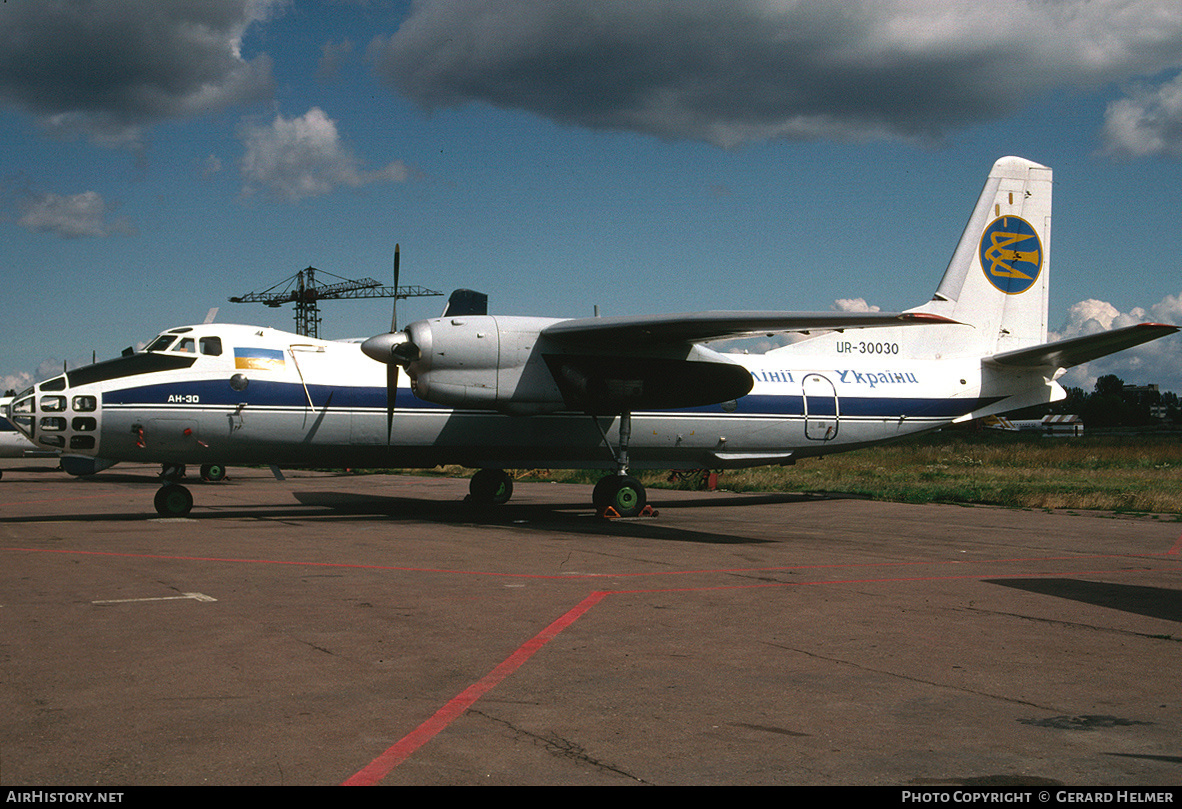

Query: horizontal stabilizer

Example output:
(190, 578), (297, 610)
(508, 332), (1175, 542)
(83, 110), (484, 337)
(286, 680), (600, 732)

(542, 310), (957, 346)
(985, 323), (1178, 370)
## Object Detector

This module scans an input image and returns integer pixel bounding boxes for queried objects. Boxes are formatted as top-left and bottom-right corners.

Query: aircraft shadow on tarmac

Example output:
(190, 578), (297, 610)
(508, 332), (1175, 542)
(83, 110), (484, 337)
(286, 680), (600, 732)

(286, 489), (784, 546)
(984, 578), (1182, 623)
(2, 477), (823, 545)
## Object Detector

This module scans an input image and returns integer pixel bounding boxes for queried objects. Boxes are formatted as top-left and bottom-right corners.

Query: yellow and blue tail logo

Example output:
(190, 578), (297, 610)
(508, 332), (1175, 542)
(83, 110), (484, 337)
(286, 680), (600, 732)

(979, 215), (1042, 295)
(234, 347), (285, 370)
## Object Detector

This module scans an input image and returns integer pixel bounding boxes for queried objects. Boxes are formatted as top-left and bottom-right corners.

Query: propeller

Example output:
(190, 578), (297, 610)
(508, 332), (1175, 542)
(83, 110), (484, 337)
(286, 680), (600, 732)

(360, 244), (422, 443)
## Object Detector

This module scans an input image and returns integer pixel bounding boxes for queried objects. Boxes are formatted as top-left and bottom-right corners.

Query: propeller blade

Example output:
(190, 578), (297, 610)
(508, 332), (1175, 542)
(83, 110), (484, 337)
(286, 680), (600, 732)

(383, 244), (402, 444)
(391, 244), (400, 332)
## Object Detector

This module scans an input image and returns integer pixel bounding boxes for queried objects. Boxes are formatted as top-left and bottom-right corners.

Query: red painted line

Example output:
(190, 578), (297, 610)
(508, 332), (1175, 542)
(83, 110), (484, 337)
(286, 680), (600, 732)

(341, 590), (609, 786)
(1168, 535), (1182, 555)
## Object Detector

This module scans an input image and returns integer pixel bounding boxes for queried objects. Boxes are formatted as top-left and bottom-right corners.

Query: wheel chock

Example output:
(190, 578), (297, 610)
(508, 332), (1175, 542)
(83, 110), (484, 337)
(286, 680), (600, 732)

(597, 505), (659, 520)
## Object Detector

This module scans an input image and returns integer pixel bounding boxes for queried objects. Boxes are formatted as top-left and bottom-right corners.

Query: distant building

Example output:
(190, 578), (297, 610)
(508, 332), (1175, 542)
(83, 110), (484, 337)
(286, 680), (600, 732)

(984, 414), (1084, 436)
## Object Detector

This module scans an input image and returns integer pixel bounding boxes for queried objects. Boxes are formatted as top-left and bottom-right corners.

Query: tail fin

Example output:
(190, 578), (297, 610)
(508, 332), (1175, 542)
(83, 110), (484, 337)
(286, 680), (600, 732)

(914, 156), (1052, 357)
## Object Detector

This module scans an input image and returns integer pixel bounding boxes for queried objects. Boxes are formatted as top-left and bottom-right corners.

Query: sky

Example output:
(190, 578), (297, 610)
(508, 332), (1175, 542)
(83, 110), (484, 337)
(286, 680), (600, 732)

(2, 0), (1182, 396)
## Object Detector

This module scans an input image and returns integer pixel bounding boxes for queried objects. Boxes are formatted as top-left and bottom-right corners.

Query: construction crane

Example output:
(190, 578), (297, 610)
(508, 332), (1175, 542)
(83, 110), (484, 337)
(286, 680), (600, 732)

(228, 248), (442, 339)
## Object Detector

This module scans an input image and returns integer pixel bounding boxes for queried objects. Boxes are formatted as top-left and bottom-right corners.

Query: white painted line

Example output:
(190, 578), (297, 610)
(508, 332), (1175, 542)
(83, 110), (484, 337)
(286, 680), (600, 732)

(93, 592), (217, 605)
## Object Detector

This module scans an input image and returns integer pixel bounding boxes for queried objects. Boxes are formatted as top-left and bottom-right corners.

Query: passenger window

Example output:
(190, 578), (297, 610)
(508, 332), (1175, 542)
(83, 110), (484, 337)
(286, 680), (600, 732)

(72, 396), (97, 412)
(200, 337), (222, 356)
(40, 396), (66, 412)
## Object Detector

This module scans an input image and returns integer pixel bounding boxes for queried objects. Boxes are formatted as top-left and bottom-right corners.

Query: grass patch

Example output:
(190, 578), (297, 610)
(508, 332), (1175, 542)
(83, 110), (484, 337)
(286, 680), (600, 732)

(368, 432), (1182, 515)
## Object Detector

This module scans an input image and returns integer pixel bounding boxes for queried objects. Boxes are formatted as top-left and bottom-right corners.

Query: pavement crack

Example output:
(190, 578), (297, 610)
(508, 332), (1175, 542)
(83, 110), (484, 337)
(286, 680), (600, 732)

(467, 709), (650, 783)
(961, 606), (1181, 642)
(765, 642), (1058, 711)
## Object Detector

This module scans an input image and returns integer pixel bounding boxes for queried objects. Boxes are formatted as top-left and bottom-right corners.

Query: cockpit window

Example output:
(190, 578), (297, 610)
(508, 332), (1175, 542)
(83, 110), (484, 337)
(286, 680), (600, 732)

(175, 338), (196, 353)
(146, 335), (176, 352)
(200, 336), (222, 356)
(41, 376), (67, 392)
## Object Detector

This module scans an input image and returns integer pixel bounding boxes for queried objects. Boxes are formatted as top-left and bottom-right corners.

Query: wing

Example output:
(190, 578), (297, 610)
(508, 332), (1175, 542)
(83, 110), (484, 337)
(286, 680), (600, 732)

(536, 310), (957, 413)
(985, 323), (1179, 370)
(540, 310), (958, 346)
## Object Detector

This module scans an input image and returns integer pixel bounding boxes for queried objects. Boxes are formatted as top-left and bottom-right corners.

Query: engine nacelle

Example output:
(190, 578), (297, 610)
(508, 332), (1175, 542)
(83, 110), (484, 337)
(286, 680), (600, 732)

(404, 316), (568, 414)
(401, 314), (755, 416)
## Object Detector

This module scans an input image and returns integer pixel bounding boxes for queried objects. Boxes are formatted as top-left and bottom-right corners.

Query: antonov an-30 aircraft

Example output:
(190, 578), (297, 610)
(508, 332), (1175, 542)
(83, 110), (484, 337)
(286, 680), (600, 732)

(5, 157), (1177, 517)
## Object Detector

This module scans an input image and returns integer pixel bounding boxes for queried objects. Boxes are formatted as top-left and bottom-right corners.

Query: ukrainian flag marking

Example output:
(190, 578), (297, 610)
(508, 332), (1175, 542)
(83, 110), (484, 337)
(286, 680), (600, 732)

(234, 347), (285, 370)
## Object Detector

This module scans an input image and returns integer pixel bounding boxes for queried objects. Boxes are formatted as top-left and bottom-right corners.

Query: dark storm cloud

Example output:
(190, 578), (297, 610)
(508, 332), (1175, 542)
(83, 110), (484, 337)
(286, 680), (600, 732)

(0, 0), (278, 145)
(371, 0), (1182, 149)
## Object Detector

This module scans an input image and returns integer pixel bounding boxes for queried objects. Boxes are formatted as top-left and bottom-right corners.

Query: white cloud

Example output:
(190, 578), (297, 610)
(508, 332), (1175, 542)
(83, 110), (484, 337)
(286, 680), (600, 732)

(833, 297), (881, 313)
(0, 0), (279, 146)
(239, 107), (411, 202)
(1, 370), (35, 396)
(373, 0), (1182, 149)
(17, 191), (135, 239)
(1103, 73), (1182, 157)
(1052, 294), (1182, 392)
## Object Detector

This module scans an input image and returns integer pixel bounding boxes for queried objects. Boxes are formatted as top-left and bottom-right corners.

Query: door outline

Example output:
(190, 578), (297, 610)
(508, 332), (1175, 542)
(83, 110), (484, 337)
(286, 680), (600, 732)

(803, 373), (839, 441)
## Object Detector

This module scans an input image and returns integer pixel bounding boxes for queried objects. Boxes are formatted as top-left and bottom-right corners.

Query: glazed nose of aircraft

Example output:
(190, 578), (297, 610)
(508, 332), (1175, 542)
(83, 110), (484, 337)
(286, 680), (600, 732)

(8, 382), (100, 452)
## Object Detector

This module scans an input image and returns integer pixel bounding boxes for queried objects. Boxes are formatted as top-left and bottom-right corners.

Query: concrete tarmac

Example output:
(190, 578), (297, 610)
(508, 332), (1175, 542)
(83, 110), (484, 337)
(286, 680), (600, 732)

(1, 459), (1180, 786)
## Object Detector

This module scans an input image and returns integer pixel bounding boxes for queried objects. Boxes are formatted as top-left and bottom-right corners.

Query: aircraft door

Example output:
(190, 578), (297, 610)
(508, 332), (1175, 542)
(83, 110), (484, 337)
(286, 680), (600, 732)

(803, 373), (839, 441)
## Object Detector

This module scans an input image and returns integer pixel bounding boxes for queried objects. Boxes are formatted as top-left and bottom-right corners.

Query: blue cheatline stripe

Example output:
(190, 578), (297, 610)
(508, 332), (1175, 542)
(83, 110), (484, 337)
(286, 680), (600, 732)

(100, 379), (994, 421)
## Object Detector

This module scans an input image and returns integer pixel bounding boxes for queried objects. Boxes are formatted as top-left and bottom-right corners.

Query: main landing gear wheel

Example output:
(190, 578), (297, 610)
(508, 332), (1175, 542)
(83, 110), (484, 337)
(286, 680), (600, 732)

(593, 474), (647, 518)
(469, 468), (513, 505)
(200, 463), (228, 482)
(154, 483), (193, 517)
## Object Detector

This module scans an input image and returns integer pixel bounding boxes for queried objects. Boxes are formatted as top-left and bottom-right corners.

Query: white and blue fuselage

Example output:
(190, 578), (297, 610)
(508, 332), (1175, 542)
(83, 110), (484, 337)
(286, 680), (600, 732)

(6, 320), (1009, 473)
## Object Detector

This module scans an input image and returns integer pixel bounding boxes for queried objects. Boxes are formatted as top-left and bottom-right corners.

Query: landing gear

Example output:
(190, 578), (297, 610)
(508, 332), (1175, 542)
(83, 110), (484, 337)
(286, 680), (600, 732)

(592, 474), (647, 517)
(200, 463), (228, 482)
(160, 463), (186, 481)
(591, 411), (649, 518)
(154, 483), (193, 517)
(469, 468), (513, 505)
